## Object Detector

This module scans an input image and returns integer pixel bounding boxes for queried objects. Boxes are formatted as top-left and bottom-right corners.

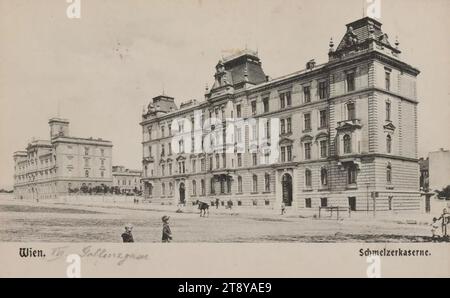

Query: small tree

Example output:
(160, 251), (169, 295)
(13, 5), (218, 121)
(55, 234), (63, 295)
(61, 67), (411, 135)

(435, 185), (450, 200)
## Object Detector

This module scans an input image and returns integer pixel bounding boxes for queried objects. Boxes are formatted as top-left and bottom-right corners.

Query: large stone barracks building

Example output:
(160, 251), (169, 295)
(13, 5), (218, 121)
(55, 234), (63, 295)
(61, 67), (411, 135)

(13, 118), (113, 200)
(140, 17), (421, 212)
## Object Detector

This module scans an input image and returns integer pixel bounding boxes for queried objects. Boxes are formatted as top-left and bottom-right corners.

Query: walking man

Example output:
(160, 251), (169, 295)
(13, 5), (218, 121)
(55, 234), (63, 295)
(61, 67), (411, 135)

(162, 215), (172, 243)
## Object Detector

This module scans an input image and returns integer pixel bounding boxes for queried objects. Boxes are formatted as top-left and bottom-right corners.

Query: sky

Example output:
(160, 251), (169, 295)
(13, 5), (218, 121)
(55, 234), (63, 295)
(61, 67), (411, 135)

(0, 0), (449, 189)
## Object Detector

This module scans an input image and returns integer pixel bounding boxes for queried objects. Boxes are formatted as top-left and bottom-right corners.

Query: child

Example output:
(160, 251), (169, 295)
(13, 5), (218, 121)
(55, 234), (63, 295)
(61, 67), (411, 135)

(121, 223), (134, 243)
(431, 217), (439, 242)
(162, 216), (172, 243)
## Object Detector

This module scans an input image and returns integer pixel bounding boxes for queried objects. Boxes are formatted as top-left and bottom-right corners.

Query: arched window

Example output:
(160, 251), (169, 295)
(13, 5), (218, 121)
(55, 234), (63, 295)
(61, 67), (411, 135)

(387, 163), (392, 183)
(161, 183), (166, 196)
(321, 168), (328, 186)
(343, 134), (352, 154)
(237, 176), (243, 193)
(386, 135), (392, 154)
(305, 169), (312, 187)
(192, 180), (197, 195)
(264, 173), (270, 192)
(252, 175), (258, 193)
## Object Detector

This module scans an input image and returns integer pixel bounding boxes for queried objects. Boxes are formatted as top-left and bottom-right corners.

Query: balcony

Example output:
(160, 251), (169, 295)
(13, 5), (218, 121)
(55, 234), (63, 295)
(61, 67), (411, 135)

(336, 119), (362, 131)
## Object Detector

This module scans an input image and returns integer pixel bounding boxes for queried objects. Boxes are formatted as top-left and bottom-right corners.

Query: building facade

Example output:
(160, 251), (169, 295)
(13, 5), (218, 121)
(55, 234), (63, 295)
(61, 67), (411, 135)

(13, 118), (113, 200)
(140, 17), (421, 212)
(112, 166), (142, 194)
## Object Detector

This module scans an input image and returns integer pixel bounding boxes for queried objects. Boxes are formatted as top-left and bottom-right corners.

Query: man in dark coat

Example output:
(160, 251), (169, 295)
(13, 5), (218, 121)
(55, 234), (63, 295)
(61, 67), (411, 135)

(121, 223), (134, 243)
(162, 216), (172, 243)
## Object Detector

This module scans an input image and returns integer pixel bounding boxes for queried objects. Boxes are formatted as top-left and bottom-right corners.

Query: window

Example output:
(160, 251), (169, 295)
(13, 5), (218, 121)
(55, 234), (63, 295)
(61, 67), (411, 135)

(320, 140), (328, 158)
(321, 168), (328, 186)
(303, 86), (311, 103)
(386, 101), (391, 121)
(161, 164), (165, 176)
(209, 156), (213, 171)
(227, 179), (232, 193)
(84, 158), (89, 167)
(347, 103), (356, 120)
(343, 134), (352, 154)
(238, 176), (243, 193)
(385, 71), (391, 91)
(168, 124), (172, 136)
(305, 198), (312, 208)
(201, 158), (205, 172)
(179, 140), (184, 153)
(192, 180), (197, 195)
(210, 178), (215, 194)
(169, 183), (173, 196)
(236, 104), (241, 118)
(280, 119), (286, 134)
(252, 153), (258, 166)
(101, 159), (105, 166)
(287, 145), (292, 161)
(305, 169), (312, 187)
(215, 154), (220, 169)
(251, 101), (257, 115)
(320, 198), (328, 207)
(347, 165), (357, 184)
(236, 127), (242, 143)
(192, 160), (196, 173)
(222, 153), (226, 168)
(168, 143), (172, 155)
(346, 71), (355, 92)
(84, 147), (89, 156)
(252, 175), (258, 192)
(168, 163), (172, 175)
(304, 113), (311, 131)
(387, 163), (392, 183)
(162, 183), (166, 196)
(264, 173), (270, 192)
(319, 110), (327, 128)
(161, 126), (165, 137)
(386, 135), (392, 153)
(201, 179), (205, 195)
(100, 149), (105, 156)
(304, 142), (311, 160)
(161, 144), (165, 156)
(281, 146), (286, 162)
(237, 153), (242, 167)
(263, 97), (269, 113)
(287, 118), (292, 133)
(319, 81), (328, 99)
(148, 145), (153, 157)
(279, 91), (291, 109)
(85, 170), (89, 178)
(148, 127), (152, 141)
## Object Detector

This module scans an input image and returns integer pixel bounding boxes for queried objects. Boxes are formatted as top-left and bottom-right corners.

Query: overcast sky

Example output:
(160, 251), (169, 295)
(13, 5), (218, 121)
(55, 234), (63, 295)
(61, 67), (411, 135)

(0, 0), (449, 189)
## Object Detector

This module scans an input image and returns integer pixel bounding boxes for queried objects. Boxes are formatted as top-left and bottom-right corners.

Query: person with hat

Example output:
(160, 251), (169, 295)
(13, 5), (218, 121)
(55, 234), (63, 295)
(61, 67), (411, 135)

(121, 223), (134, 243)
(162, 216), (172, 243)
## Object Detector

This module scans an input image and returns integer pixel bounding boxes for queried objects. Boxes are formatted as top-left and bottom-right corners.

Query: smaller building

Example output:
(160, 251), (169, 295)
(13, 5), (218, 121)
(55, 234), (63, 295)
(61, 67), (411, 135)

(112, 166), (142, 194)
(429, 148), (450, 192)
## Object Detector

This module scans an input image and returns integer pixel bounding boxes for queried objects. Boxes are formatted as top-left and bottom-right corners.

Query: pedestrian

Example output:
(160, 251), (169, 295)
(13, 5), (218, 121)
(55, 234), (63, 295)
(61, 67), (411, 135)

(227, 199), (233, 210)
(281, 202), (286, 215)
(162, 215), (172, 243)
(121, 223), (134, 243)
(215, 198), (220, 209)
(431, 217), (439, 242)
(438, 208), (449, 238)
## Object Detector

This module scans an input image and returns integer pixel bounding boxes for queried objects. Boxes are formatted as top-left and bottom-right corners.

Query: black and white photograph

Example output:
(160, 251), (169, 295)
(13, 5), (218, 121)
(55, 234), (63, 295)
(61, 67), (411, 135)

(0, 0), (448, 278)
